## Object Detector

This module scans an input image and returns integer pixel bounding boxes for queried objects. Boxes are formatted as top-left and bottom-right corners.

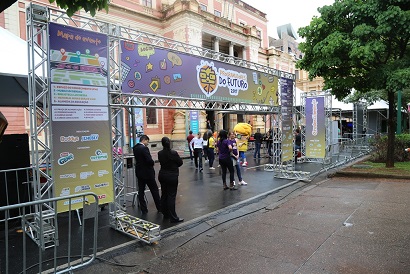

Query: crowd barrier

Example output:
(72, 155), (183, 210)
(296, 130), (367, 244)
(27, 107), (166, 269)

(0, 192), (99, 274)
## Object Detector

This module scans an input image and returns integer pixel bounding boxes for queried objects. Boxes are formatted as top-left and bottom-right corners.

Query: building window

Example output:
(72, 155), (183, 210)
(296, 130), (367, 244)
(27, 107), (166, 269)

(214, 10), (221, 17)
(146, 99), (157, 125)
(199, 4), (207, 12)
(142, 0), (152, 8)
(256, 29), (261, 39)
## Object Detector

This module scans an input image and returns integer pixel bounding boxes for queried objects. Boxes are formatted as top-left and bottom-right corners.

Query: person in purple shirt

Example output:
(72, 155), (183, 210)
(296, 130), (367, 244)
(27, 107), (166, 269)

(229, 131), (247, 186)
(216, 130), (236, 190)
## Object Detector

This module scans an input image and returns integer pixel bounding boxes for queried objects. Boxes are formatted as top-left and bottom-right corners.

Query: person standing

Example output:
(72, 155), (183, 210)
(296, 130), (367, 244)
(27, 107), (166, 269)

(206, 120), (212, 131)
(132, 135), (161, 214)
(253, 128), (263, 159)
(186, 130), (194, 161)
(294, 128), (301, 150)
(216, 130), (236, 190)
(207, 130), (216, 169)
(266, 129), (273, 157)
(158, 137), (184, 223)
(229, 131), (247, 185)
(190, 132), (204, 172)
(202, 131), (209, 162)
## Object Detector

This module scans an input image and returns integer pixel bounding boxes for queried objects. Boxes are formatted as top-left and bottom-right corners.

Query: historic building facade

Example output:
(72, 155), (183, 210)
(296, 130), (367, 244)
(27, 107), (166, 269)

(1, 0), (301, 145)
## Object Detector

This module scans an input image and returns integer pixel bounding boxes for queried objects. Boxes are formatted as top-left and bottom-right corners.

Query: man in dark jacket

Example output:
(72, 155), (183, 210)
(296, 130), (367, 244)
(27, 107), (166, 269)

(253, 128), (263, 159)
(133, 135), (161, 214)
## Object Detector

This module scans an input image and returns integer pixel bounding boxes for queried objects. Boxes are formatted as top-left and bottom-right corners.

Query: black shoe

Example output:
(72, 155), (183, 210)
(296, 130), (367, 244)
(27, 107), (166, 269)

(141, 209), (148, 214)
(199, 168), (203, 172)
(170, 218), (184, 223)
(163, 215), (170, 219)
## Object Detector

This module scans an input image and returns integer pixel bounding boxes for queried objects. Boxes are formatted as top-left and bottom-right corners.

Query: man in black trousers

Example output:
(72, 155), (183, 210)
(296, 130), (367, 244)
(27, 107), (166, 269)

(133, 135), (161, 214)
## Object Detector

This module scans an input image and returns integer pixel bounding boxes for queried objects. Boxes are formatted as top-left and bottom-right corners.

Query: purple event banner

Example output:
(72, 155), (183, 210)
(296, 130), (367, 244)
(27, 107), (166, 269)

(305, 96), (326, 158)
(280, 77), (294, 162)
(120, 41), (285, 106)
(49, 23), (113, 212)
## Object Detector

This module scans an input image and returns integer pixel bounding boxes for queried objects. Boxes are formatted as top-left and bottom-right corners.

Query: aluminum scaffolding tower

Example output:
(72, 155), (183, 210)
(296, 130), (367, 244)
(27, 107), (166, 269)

(26, 4), (294, 243)
(353, 101), (368, 140)
(300, 91), (333, 164)
(270, 80), (310, 180)
(27, 4), (55, 250)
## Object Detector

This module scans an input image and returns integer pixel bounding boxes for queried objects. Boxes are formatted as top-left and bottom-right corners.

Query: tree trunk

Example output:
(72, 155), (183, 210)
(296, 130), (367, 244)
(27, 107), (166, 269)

(386, 90), (396, 168)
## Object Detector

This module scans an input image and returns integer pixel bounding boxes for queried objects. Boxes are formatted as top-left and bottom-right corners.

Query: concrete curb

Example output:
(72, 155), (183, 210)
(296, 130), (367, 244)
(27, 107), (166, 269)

(333, 170), (410, 180)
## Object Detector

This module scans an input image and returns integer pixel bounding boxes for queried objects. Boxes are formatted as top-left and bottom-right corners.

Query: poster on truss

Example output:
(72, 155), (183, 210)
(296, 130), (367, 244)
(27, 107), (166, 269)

(280, 77), (294, 162)
(119, 41), (291, 106)
(305, 96), (326, 158)
(129, 98), (144, 147)
(190, 111), (199, 134)
(49, 22), (113, 213)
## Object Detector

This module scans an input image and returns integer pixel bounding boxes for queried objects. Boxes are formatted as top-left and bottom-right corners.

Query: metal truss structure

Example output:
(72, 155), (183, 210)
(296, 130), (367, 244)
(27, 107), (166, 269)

(271, 80), (310, 180)
(353, 102), (368, 140)
(26, 4), (295, 243)
(110, 210), (161, 244)
(300, 91), (333, 164)
(27, 4), (55, 249)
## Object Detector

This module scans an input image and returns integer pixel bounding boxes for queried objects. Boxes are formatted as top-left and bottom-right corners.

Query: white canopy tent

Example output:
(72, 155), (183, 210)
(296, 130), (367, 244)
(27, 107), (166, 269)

(295, 87), (388, 111)
(0, 27), (43, 107)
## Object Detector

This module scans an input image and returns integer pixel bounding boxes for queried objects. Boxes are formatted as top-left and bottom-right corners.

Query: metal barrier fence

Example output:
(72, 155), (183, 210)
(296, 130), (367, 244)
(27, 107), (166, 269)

(0, 193), (99, 274)
(0, 167), (35, 222)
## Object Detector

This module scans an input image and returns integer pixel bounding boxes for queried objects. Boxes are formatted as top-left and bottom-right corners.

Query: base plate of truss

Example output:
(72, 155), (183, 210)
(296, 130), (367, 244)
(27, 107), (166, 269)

(110, 210), (161, 244)
(23, 209), (57, 250)
(273, 169), (310, 180)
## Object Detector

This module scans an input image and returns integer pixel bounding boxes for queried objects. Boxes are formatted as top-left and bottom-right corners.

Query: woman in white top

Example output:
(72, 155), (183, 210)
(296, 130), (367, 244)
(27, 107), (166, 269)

(190, 132), (204, 172)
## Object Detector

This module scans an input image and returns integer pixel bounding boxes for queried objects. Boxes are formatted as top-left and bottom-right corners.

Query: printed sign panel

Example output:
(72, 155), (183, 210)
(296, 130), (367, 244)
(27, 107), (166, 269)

(120, 41), (285, 106)
(129, 99), (144, 147)
(305, 97), (326, 158)
(190, 111), (199, 134)
(49, 22), (113, 212)
(280, 78), (294, 162)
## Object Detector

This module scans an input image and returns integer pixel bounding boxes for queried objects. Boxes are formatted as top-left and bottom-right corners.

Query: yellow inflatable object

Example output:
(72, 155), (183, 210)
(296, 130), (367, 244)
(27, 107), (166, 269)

(234, 123), (252, 152)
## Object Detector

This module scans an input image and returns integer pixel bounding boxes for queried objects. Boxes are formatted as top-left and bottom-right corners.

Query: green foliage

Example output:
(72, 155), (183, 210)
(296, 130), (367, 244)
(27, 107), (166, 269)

(297, 0), (410, 99)
(49, 0), (109, 17)
(370, 134), (410, 162)
(344, 90), (385, 105)
(297, 0), (410, 167)
(344, 88), (410, 111)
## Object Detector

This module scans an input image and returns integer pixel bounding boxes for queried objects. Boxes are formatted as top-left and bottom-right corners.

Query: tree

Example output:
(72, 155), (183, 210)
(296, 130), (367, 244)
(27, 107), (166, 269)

(344, 89), (410, 111)
(297, 0), (410, 168)
(0, 0), (108, 17)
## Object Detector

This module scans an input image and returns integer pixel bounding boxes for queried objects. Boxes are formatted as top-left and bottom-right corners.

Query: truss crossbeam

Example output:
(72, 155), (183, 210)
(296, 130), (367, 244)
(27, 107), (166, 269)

(109, 211), (161, 244)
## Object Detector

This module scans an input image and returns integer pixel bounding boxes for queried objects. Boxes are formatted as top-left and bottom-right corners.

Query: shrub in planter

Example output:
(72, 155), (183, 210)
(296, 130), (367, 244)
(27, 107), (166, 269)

(370, 134), (410, 163)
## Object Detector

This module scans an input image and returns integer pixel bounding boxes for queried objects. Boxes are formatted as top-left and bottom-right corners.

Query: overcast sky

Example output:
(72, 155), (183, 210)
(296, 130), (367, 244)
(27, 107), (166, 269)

(248, 0), (335, 41)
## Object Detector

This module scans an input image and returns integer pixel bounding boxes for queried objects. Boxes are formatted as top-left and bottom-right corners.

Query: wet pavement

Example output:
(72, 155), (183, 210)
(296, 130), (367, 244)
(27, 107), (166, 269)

(79, 174), (410, 274)
(6, 147), (399, 273)
(119, 152), (324, 230)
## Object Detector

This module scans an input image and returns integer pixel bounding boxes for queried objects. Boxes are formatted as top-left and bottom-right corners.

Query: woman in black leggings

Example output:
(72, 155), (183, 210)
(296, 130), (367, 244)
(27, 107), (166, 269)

(216, 130), (236, 190)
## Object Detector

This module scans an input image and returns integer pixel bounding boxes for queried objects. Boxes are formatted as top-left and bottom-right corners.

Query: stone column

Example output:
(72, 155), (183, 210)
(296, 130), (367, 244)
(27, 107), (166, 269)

(229, 42), (235, 56)
(242, 46), (247, 60)
(213, 37), (220, 52)
(172, 110), (187, 140)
